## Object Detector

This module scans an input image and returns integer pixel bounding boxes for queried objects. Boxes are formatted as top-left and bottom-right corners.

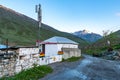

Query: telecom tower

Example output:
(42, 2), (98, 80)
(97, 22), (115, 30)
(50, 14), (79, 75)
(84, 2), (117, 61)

(35, 4), (42, 47)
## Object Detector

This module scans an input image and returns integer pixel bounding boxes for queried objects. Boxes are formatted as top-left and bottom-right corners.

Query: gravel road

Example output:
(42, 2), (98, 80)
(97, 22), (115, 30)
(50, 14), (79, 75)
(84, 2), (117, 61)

(40, 55), (120, 80)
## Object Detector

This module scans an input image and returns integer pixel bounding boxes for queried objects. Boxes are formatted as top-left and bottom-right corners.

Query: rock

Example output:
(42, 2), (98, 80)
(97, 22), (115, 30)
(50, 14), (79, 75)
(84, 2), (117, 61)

(113, 56), (120, 60)
(102, 50), (120, 60)
(0, 66), (3, 72)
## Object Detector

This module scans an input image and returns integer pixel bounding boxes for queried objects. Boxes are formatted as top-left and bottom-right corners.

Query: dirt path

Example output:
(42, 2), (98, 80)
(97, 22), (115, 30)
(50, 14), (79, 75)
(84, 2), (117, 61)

(40, 55), (120, 80)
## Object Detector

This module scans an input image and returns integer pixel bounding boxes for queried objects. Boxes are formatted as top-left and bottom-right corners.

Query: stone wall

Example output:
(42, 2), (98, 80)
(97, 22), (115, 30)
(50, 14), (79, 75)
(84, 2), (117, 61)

(15, 55), (39, 73)
(0, 51), (16, 77)
(0, 50), (40, 78)
(62, 48), (81, 59)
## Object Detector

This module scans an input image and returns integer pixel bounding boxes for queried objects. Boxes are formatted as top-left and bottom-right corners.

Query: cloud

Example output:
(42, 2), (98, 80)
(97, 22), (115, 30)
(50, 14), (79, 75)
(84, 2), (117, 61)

(115, 12), (120, 16)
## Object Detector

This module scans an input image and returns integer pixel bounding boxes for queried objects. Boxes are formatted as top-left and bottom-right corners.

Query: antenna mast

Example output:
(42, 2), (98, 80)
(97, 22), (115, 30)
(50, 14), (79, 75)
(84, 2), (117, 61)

(35, 4), (42, 47)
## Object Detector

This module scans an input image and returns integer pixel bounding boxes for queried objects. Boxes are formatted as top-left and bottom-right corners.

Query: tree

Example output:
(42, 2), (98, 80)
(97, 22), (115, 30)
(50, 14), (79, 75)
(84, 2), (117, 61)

(102, 30), (110, 37)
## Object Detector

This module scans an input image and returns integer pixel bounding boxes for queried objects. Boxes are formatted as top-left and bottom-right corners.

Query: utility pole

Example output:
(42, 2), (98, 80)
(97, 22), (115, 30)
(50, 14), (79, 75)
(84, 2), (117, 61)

(35, 4), (42, 47)
(6, 39), (8, 54)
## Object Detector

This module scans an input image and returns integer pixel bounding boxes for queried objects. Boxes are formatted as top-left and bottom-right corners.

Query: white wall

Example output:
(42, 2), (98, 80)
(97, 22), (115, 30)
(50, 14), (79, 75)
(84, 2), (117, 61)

(39, 55), (62, 65)
(39, 57), (49, 65)
(57, 44), (78, 51)
(45, 44), (78, 57)
(62, 48), (81, 59)
(19, 48), (39, 55)
(45, 44), (58, 56)
(48, 55), (62, 64)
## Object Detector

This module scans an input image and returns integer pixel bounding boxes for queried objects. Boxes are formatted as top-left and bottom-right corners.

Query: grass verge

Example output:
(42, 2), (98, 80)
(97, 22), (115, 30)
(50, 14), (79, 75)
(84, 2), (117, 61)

(62, 56), (83, 62)
(0, 65), (53, 80)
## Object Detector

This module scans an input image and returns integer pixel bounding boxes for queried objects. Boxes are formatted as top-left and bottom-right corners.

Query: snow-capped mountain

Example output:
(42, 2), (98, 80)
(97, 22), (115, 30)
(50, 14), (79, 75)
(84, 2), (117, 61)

(73, 30), (102, 42)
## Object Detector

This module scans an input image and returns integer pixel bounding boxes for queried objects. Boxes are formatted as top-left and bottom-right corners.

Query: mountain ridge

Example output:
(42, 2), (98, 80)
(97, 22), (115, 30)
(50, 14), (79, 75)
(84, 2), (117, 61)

(73, 30), (102, 42)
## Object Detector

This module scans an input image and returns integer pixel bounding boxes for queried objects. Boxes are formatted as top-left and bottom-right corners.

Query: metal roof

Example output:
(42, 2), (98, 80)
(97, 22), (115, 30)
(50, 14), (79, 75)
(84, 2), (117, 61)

(41, 36), (78, 44)
(0, 44), (7, 49)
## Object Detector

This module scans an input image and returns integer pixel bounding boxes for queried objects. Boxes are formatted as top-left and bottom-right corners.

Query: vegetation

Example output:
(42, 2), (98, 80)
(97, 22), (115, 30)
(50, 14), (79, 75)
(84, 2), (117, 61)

(113, 44), (120, 49)
(83, 30), (120, 56)
(0, 65), (53, 80)
(62, 56), (83, 62)
(0, 6), (88, 47)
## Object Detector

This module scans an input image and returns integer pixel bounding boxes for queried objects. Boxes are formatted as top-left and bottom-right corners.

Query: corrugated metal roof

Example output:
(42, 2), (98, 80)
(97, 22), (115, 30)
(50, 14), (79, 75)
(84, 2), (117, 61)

(0, 44), (7, 49)
(41, 36), (78, 44)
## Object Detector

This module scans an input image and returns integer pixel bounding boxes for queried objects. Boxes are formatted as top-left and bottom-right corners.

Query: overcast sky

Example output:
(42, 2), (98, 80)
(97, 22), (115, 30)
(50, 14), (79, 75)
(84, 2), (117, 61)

(0, 0), (120, 35)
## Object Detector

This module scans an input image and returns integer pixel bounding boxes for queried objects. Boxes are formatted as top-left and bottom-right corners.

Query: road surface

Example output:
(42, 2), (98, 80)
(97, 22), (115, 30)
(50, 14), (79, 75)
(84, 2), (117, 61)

(40, 55), (120, 80)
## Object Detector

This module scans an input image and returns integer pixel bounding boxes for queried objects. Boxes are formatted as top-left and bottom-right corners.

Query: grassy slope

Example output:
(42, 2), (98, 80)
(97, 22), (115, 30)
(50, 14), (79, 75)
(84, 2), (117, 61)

(0, 5), (88, 47)
(93, 30), (120, 47)
(84, 30), (120, 55)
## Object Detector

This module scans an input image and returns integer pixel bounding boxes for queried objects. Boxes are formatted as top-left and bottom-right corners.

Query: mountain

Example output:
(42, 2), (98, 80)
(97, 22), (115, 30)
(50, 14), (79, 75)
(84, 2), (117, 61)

(0, 5), (88, 47)
(73, 30), (102, 42)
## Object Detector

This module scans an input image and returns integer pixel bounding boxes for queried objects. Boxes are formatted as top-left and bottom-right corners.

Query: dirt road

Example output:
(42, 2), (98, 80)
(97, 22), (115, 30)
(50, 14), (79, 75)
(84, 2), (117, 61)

(40, 55), (120, 80)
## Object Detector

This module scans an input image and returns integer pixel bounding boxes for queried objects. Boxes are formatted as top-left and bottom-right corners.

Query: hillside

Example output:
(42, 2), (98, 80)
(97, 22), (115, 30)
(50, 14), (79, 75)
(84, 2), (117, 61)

(93, 30), (120, 48)
(0, 5), (88, 47)
(84, 30), (120, 55)
(73, 30), (102, 42)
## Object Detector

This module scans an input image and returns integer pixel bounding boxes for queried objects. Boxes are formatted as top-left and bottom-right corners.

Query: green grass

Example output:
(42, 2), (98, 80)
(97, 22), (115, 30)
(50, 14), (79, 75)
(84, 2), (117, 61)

(84, 48), (104, 55)
(63, 56), (83, 62)
(83, 30), (120, 56)
(0, 65), (53, 80)
(84, 43), (120, 57)
(113, 44), (120, 49)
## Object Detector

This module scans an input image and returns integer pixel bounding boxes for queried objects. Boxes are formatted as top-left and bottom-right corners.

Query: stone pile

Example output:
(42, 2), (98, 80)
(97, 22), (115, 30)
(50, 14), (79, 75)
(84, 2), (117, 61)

(102, 50), (120, 60)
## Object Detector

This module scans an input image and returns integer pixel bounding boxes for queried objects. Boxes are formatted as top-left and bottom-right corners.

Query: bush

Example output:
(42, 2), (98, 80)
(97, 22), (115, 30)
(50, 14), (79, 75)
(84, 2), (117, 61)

(114, 44), (120, 49)
(92, 52), (102, 57)
(107, 47), (113, 52)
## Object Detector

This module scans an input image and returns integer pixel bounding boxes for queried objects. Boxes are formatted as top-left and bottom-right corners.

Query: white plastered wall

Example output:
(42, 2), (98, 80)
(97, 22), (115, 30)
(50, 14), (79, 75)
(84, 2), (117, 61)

(57, 44), (78, 51)
(19, 48), (39, 55)
(45, 44), (78, 57)
(45, 44), (58, 56)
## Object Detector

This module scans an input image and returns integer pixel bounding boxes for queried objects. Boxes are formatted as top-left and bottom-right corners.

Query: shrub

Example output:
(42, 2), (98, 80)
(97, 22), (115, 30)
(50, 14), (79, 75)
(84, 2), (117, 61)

(114, 44), (120, 49)
(108, 47), (113, 52)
